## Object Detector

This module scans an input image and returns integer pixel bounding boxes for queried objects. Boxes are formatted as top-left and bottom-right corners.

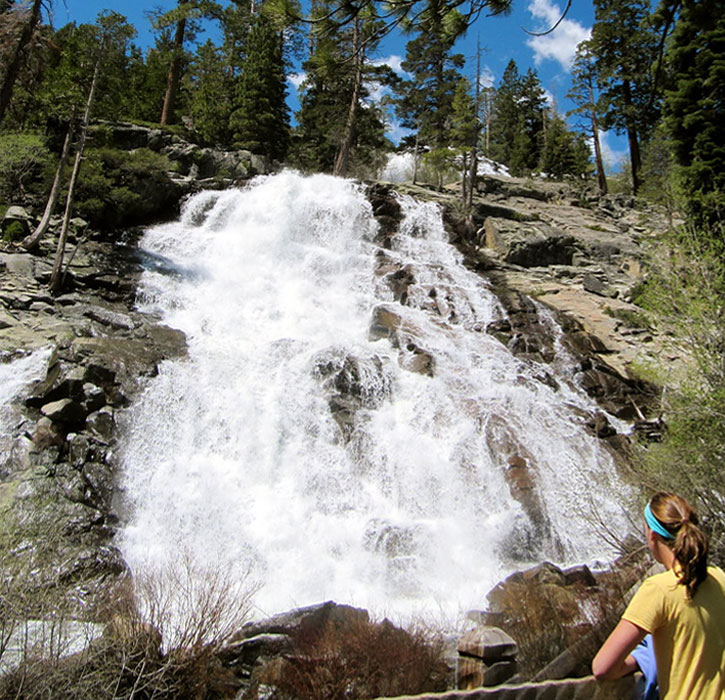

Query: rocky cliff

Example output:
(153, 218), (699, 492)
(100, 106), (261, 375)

(0, 148), (669, 691)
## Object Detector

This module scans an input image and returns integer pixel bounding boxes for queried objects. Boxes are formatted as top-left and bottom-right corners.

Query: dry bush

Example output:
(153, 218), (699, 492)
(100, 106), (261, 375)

(0, 554), (259, 699)
(263, 617), (448, 700)
(488, 555), (647, 680)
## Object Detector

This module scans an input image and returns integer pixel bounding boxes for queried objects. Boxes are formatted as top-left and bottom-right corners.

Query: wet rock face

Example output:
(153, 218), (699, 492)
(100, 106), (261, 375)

(313, 348), (394, 439)
(367, 182), (404, 242)
(0, 231), (187, 612)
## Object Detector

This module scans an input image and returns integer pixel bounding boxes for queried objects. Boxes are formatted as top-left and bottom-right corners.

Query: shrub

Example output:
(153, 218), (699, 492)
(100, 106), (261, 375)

(0, 555), (258, 699)
(265, 617), (448, 700)
(73, 147), (177, 230)
(0, 132), (52, 203)
(633, 224), (725, 565)
(2, 220), (26, 243)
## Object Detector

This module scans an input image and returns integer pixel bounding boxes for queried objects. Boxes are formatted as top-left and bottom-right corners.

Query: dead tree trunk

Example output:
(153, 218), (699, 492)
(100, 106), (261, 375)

(333, 17), (362, 178)
(49, 54), (101, 294)
(412, 131), (419, 185)
(160, 14), (186, 125)
(22, 118), (75, 251)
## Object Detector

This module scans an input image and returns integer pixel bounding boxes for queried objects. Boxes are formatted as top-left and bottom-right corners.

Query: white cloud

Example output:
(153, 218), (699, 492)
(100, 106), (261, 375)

(385, 118), (413, 145)
(366, 81), (387, 104)
(479, 65), (496, 89)
(287, 72), (307, 89)
(371, 54), (411, 79)
(597, 130), (629, 172)
(542, 87), (555, 108)
(525, 0), (590, 72)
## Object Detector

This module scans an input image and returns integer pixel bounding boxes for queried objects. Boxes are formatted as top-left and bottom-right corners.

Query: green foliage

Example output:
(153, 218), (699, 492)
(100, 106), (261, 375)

(29, 13), (139, 125)
(539, 114), (592, 180)
(422, 147), (457, 190)
(73, 147), (176, 229)
(587, 0), (660, 191)
(638, 126), (677, 212)
(2, 220), (25, 242)
(291, 0), (390, 173)
(488, 61), (548, 176)
(0, 132), (52, 202)
(450, 77), (479, 150)
(393, 5), (466, 150)
(634, 226), (725, 563)
(663, 0), (725, 227)
(229, 12), (289, 161)
(187, 39), (232, 145)
(602, 305), (651, 330)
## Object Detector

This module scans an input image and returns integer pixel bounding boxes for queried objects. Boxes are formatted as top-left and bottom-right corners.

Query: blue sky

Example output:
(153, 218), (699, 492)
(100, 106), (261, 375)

(53, 0), (628, 169)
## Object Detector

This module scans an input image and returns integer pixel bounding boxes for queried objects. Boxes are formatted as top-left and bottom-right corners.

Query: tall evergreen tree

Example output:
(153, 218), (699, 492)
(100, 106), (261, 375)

(662, 0), (725, 225)
(155, 1), (221, 125)
(568, 42), (608, 194)
(539, 113), (591, 180)
(187, 39), (232, 144)
(292, 0), (390, 174)
(394, 1), (466, 151)
(588, 0), (659, 193)
(450, 76), (479, 204)
(488, 59), (519, 166)
(489, 60), (547, 175)
(229, 11), (289, 161)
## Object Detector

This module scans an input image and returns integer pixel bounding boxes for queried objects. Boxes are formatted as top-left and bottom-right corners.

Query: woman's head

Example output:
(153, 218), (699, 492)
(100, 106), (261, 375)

(647, 491), (709, 598)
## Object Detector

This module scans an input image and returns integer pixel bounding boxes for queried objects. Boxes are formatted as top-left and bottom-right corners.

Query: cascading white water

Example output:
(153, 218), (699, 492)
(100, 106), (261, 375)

(119, 171), (633, 623)
(0, 349), (52, 472)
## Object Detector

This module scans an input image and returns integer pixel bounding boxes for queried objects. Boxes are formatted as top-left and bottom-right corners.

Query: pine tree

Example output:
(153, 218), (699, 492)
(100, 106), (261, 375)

(588, 0), (659, 193)
(292, 0), (389, 174)
(488, 59), (520, 167)
(155, 1), (221, 126)
(568, 42), (608, 194)
(663, 0), (725, 224)
(187, 40), (232, 144)
(450, 76), (480, 203)
(539, 113), (591, 180)
(229, 11), (289, 160)
(394, 2), (466, 151)
(489, 61), (547, 176)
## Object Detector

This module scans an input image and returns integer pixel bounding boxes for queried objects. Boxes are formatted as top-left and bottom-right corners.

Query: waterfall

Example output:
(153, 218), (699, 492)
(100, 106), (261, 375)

(1, 349), (52, 469)
(118, 171), (632, 623)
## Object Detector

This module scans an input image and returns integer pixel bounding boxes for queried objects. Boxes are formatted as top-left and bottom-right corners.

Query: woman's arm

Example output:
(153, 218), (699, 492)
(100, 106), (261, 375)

(592, 619), (647, 680)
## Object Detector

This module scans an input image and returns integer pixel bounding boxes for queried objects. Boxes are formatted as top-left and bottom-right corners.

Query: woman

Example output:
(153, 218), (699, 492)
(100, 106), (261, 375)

(592, 492), (725, 699)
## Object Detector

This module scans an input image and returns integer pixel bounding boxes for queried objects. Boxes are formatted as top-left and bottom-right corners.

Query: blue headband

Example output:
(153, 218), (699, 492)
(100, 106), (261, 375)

(644, 502), (675, 540)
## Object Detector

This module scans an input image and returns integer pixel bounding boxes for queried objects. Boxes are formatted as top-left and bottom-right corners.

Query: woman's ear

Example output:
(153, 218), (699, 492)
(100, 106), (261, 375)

(645, 526), (659, 558)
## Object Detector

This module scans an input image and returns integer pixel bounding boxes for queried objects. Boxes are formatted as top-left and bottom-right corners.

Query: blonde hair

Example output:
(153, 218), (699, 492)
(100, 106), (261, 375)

(650, 492), (709, 598)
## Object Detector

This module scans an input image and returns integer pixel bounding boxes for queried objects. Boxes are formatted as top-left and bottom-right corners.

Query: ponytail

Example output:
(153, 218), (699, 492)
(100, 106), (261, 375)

(649, 492), (709, 599)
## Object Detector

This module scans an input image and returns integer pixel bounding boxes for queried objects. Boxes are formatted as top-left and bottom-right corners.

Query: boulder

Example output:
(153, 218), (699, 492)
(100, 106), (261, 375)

(503, 456), (548, 540)
(82, 304), (137, 331)
(2, 206), (33, 240)
(367, 182), (403, 238)
(219, 632), (294, 669)
(457, 627), (519, 689)
(86, 407), (114, 442)
(40, 398), (86, 427)
(368, 304), (435, 375)
(239, 601), (369, 641)
(458, 626), (518, 661)
(485, 218), (576, 268)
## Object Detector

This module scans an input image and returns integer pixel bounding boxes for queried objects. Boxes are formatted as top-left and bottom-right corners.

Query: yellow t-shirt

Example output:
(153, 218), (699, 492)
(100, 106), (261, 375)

(623, 565), (725, 700)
